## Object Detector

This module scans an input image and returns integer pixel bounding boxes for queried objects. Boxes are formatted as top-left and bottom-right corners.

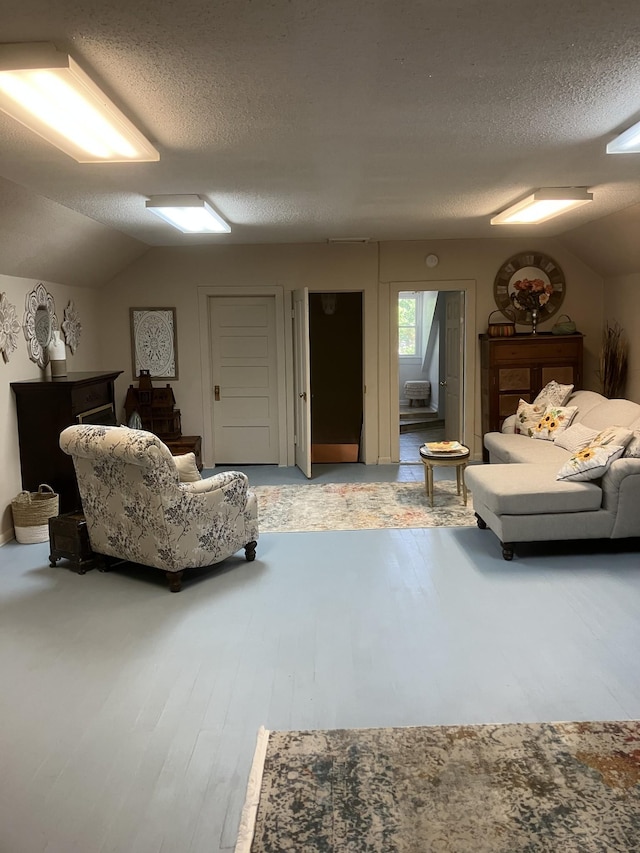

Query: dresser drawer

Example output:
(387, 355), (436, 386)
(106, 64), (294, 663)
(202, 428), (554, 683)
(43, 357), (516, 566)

(490, 338), (581, 365)
(71, 381), (112, 416)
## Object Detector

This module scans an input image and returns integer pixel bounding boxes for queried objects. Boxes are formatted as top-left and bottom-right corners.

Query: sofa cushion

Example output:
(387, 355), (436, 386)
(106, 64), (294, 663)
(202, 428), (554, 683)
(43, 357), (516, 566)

(465, 464), (602, 515)
(556, 444), (625, 482)
(484, 432), (570, 465)
(579, 399), (640, 431)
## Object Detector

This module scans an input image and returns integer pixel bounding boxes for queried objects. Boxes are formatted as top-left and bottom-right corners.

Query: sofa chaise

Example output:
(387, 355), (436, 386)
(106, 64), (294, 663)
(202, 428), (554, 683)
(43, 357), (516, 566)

(465, 389), (640, 559)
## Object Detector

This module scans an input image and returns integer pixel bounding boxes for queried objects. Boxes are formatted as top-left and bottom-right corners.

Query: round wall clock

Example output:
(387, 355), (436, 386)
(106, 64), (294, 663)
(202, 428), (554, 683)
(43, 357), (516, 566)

(493, 251), (565, 324)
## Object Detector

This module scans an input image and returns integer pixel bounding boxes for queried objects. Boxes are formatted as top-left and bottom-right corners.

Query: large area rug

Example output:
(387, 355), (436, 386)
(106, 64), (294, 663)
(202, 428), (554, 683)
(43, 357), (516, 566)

(253, 480), (476, 532)
(236, 721), (640, 852)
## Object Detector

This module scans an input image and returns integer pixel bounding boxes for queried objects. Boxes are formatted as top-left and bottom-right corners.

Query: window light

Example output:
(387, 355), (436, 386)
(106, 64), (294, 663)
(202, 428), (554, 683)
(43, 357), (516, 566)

(145, 195), (231, 233)
(607, 119), (640, 154)
(0, 42), (159, 163)
(490, 188), (593, 225)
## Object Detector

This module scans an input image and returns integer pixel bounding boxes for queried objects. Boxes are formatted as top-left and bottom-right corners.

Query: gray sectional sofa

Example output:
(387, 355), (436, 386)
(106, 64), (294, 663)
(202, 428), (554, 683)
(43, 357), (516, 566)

(465, 390), (640, 559)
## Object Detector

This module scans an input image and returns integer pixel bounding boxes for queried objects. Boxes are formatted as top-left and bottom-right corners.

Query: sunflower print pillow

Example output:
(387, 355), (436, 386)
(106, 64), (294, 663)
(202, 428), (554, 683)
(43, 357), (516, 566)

(556, 443), (625, 481)
(532, 405), (578, 441)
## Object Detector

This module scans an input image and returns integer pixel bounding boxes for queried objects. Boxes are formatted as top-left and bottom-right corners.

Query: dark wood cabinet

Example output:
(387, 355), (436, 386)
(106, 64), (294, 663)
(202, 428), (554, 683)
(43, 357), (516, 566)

(11, 371), (122, 513)
(480, 333), (584, 436)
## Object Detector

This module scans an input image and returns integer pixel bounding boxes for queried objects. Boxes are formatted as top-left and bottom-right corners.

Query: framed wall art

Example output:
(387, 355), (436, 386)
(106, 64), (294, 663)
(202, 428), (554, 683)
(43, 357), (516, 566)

(130, 307), (178, 379)
(493, 251), (566, 325)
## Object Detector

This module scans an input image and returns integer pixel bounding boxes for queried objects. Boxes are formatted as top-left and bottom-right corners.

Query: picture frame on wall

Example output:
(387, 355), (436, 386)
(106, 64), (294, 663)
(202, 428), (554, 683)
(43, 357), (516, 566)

(130, 307), (178, 380)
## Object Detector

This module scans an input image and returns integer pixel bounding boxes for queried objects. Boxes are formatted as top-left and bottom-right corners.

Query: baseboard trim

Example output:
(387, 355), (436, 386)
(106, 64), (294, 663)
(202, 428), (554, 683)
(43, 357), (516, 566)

(0, 528), (16, 546)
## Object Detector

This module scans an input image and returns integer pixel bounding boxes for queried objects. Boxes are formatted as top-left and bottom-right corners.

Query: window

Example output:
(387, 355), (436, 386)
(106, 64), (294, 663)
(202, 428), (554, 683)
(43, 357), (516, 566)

(398, 292), (419, 356)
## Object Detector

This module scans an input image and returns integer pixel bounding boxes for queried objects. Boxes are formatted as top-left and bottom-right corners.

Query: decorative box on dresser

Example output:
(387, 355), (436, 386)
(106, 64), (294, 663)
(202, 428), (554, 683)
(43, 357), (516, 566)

(479, 333), (584, 439)
(11, 371), (122, 513)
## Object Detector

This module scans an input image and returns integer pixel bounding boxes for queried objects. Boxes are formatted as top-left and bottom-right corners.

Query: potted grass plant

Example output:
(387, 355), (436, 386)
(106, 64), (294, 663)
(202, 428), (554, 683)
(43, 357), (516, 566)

(599, 321), (628, 398)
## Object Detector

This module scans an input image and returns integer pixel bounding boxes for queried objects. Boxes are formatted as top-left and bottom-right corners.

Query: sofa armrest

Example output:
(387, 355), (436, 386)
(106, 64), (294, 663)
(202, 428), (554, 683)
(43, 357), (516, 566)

(502, 414), (517, 434)
(601, 458), (640, 537)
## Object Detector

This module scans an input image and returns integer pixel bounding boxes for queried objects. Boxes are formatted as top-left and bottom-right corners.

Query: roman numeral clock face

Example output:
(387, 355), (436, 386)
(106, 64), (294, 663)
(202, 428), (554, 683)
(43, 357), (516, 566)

(493, 251), (566, 323)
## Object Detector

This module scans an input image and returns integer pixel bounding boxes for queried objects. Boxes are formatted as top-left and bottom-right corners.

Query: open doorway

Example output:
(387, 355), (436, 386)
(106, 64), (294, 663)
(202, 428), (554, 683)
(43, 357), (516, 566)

(397, 290), (465, 462)
(309, 292), (363, 464)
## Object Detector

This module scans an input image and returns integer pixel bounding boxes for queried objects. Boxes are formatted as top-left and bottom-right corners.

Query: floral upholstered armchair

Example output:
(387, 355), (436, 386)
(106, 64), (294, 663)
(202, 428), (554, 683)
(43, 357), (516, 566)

(59, 425), (258, 592)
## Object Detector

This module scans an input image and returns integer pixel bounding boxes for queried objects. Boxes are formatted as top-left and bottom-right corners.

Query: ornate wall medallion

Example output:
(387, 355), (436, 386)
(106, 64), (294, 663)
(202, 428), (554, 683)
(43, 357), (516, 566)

(0, 292), (21, 363)
(62, 299), (82, 354)
(130, 307), (178, 379)
(23, 283), (58, 369)
(494, 251), (565, 324)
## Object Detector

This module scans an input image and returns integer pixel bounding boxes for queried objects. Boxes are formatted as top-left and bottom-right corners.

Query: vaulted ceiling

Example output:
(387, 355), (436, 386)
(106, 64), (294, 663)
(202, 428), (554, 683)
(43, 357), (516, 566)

(1, 0), (640, 279)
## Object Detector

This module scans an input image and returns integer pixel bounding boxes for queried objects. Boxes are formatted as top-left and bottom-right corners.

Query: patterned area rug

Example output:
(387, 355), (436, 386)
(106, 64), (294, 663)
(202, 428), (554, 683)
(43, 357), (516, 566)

(236, 721), (640, 852)
(253, 480), (475, 532)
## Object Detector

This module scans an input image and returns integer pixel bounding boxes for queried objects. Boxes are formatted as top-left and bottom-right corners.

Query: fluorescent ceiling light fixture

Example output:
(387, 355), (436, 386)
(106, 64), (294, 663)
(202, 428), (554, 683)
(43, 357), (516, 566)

(0, 42), (158, 163)
(490, 187), (593, 225)
(146, 195), (231, 233)
(607, 119), (640, 153)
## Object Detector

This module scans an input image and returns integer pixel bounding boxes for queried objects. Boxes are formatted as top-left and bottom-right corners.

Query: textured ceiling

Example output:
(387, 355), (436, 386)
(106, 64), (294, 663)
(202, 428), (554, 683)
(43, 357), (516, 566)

(2, 0), (640, 248)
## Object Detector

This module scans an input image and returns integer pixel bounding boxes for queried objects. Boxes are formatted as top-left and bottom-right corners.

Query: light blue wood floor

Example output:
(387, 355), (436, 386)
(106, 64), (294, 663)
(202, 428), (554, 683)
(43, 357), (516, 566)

(1, 470), (639, 852)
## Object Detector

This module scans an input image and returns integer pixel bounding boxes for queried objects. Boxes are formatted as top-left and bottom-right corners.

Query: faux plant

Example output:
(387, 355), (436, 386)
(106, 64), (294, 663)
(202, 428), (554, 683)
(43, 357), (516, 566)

(599, 321), (628, 398)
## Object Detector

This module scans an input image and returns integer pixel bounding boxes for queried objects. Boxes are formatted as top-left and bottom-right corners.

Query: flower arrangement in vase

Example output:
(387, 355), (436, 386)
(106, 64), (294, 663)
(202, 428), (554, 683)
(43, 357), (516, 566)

(510, 278), (553, 334)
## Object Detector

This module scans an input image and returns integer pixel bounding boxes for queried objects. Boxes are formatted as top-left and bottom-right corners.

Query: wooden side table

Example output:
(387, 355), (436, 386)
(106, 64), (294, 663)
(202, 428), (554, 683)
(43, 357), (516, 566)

(420, 445), (470, 507)
(48, 512), (96, 574)
(164, 435), (203, 471)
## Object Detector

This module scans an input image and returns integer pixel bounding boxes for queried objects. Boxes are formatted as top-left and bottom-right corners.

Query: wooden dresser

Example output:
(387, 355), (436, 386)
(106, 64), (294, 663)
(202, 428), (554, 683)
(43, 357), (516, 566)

(11, 371), (122, 513)
(480, 333), (584, 436)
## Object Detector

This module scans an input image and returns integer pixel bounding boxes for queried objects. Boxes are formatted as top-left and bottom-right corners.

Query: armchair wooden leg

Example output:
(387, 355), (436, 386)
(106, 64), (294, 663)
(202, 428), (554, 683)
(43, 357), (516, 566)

(166, 570), (183, 592)
(501, 542), (514, 561)
(244, 541), (257, 562)
(475, 513), (487, 530)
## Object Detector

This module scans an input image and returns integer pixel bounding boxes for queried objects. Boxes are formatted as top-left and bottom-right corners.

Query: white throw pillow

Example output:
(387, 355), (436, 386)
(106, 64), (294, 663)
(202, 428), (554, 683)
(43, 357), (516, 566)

(553, 423), (599, 453)
(173, 452), (202, 482)
(556, 444), (625, 482)
(534, 380), (574, 407)
(515, 399), (548, 437)
(623, 430), (640, 458)
(531, 405), (578, 441)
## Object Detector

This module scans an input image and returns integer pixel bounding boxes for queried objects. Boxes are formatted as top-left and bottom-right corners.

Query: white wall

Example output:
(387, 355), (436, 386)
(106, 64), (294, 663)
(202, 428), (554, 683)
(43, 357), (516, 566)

(98, 237), (605, 467)
(0, 275), (102, 543)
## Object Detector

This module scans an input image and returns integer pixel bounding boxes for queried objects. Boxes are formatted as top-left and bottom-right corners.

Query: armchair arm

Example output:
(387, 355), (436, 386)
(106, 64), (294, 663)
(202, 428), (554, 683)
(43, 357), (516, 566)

(181, 470), (249, 507)
(601, 458), (640, 536)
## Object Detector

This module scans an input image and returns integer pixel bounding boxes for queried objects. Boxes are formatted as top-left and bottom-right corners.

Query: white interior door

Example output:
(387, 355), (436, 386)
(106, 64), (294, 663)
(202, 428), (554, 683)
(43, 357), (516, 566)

(443, 291), (464, 441)
(209, 296), (279, 463)
(292, 288), (311, 478)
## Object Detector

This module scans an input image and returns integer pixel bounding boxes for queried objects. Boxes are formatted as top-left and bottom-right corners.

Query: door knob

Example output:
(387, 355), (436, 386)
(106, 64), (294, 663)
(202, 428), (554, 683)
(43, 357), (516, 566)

(299, 391), (307, 400)
(214, 385), (220, 401)
(439, 380), (447, 387)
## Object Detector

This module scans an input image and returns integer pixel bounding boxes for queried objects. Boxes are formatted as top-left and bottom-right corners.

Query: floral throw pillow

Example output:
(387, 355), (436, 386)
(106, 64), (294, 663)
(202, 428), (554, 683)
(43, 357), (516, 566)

(531, 405), (578, 441)
(556, 444), (625, 482)
(515, 399), (548, 437)
(533, 380), (574, 407)
(623, 430), (640, 458)
(591, 425), (633, 449)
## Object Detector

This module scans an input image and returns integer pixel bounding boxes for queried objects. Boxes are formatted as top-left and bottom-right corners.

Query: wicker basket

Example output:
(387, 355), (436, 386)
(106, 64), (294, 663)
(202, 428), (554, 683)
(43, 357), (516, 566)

(11, 484), (59, 544)
(487, 308), (516, 337)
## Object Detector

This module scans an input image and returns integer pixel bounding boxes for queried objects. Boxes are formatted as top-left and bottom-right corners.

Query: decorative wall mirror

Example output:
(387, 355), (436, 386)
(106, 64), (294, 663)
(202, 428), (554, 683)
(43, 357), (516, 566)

(23, 283), (59, 369)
